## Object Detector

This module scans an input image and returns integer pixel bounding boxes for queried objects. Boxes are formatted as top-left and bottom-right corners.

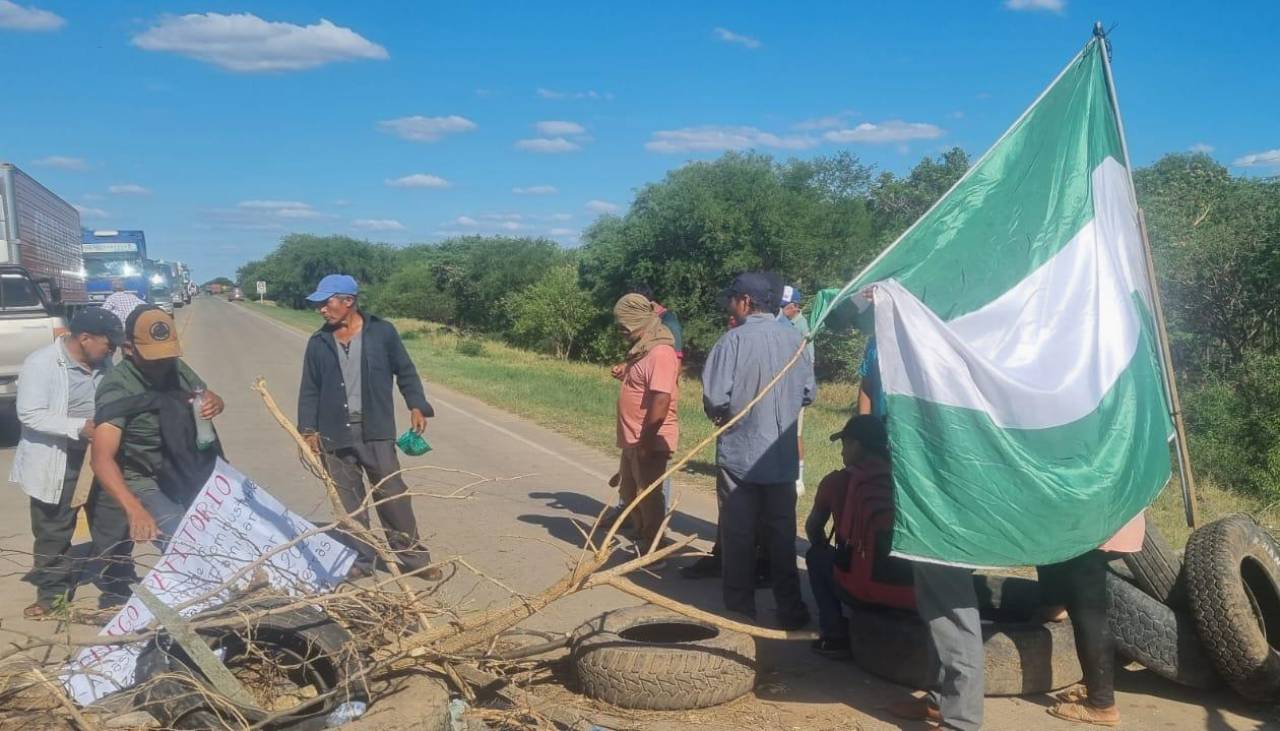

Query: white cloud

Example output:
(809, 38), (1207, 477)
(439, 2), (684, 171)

(33, 155), (87, 170)
(793, 113), (855, 131)
(549, 228), (577, 237)
(536, 120), (586, 136)
(385, 173), (450, 188)
(108, 183), (151, 196)
(73, 204), (109, 219)
(0, 1), (64, 31)
(513, 185), (558, 196)
(1189, 142), (1215, 154)
(823, 120), (945, 144)
(455, 216), (479, 226)
(132, 13), (387, 73)
(481, 213), (523, 221)
(497, 221), (525, 231)
(586, 199), (621, 214)
(352, 218), (406, 232)
(713, 27), (761, 49)
(516, 137), (581, 153)
(537, 87), (614, 101)
(645, 125), (818, 153)
(1003, 0), (1064, 11)
(237, 199), (326, 219)
(377, 115), (477, 142)
(1232, 149), (1280, 168)
(547, 213), (573, 222)
(1004, 0), (1065, 12)
(453, 214), (527, 232)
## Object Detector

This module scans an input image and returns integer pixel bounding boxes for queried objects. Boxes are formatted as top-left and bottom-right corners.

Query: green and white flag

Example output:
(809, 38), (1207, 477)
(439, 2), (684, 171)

(817, 37), (1173, 567)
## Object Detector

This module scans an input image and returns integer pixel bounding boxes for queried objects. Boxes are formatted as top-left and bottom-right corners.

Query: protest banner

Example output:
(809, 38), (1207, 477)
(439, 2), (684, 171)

(63, 459), (355, 705)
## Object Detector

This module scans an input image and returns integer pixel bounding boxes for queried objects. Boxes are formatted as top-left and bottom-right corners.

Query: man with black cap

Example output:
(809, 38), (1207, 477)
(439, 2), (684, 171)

(804, 415), (891, 658)
(92, 306), (225, 549)
(10, 308), (134, 617)
(297, 274), (438, 581)
(700, 272), (816, 628)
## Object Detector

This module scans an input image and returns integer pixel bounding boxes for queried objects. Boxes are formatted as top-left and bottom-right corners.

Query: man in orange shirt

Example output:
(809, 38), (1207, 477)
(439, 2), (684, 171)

(612, 294), (679, 554)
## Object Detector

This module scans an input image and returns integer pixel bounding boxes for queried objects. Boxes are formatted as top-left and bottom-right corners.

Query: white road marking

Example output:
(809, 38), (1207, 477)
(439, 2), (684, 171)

(223, 299), (611, 482)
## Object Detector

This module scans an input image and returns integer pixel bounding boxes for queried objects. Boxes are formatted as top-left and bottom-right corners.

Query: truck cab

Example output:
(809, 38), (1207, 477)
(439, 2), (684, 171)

(82, 229), (148, 305)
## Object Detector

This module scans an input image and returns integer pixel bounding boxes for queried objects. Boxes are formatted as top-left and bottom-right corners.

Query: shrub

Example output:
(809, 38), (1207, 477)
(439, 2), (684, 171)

(456, 339), (486, 357)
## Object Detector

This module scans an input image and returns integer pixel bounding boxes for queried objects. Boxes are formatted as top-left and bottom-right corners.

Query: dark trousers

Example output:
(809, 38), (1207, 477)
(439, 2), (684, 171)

(805, 543), (847, 639)
(26, 450), (136, 607)
(1037, 550), (1115, 708)
(718, 468), (803, 617)
(324, 423), (430, 572)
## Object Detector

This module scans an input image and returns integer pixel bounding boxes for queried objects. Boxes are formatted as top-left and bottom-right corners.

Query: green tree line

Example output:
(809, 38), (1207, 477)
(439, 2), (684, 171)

(236, 149), (1279, 498)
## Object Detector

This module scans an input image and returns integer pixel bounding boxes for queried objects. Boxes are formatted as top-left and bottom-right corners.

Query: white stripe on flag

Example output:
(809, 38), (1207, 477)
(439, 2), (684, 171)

(872, 157), (1149, 429)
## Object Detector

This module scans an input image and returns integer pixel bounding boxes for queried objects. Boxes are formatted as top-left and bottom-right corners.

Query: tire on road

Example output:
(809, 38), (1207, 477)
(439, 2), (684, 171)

(1184, 514), (1280, 701)
(572, 605), (757, 710)
(1122, 522), (1187, 608)
(136, 598), (367, 730)
(1106, 569), (1219, 689)
(848, 575), (1082, 697)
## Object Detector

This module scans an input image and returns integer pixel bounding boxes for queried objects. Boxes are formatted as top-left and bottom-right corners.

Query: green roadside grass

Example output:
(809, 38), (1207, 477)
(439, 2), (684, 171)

(242, 301), (1275, 548)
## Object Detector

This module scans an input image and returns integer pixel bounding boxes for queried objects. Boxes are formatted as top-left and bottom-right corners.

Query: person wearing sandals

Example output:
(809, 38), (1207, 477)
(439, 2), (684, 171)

(10, 309), (135, 618)
(1038, 513), (1145, 727)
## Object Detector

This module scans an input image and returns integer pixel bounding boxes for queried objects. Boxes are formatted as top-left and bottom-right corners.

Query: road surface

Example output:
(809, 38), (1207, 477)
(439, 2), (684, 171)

(0, 296), (1269, 730)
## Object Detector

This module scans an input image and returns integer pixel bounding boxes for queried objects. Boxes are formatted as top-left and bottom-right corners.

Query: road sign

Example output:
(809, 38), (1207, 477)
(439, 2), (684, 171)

(256, 280), (266, 294)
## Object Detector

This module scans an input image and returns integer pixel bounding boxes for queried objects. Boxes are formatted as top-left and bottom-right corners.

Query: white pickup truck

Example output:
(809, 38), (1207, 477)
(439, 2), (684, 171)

(0, 163), (87, 404)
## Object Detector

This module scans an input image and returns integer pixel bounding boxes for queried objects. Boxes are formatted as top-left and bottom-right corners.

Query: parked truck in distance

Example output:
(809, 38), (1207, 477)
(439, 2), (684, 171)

(82, 228), (148, 304)
(0, 163), (89, 404)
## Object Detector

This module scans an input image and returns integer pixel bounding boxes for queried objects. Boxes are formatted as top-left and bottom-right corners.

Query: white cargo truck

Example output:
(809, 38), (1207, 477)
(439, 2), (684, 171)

(0, 163), (88, 403)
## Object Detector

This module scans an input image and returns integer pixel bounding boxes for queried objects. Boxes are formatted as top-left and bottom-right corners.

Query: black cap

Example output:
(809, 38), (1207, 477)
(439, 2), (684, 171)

(721, 272), (777, 309)
(830, 415), (888, 452)
(71, 307), (126, 346)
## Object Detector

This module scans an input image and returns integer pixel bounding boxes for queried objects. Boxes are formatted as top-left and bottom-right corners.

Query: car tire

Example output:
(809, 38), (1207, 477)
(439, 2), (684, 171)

(847, 575), (1082, 696)
(1184, 514), (1280, 701)
(572, 605), (757, 710)
(1106, 569), (1219, 689)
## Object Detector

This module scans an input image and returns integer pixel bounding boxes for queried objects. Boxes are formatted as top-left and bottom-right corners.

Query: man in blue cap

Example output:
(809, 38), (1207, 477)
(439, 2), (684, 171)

(297, 274), (439, 581)
(700, 272), (815, 629)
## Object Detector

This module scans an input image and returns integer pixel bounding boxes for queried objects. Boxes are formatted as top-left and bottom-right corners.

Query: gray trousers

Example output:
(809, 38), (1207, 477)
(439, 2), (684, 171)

(324, 423), (430, 572)
(717, 468), (804, 617)
(913, 561), (984, 731)
(26, 449), (136, 607)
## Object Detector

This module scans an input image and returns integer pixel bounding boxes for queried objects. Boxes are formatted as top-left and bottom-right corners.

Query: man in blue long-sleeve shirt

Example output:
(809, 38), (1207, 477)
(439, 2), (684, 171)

(701, 272), (815, 628)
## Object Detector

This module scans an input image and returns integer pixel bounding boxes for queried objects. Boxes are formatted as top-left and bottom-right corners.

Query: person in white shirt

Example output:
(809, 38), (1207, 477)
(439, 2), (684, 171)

(9, 308), (136, 617)
(102, 279), (146, 325)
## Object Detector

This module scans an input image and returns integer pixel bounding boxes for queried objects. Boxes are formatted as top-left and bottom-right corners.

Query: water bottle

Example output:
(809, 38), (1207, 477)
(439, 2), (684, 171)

(191, 387), (218, 450)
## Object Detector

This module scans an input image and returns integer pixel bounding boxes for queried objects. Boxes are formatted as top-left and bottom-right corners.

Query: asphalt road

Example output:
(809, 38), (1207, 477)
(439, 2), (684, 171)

(0, 296), (1269, 730)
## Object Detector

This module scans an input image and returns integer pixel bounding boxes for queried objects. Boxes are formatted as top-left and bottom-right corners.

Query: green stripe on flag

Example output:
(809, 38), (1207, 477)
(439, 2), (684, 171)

(852, 39), (1123, 321)
(886, 317), (1171, 567)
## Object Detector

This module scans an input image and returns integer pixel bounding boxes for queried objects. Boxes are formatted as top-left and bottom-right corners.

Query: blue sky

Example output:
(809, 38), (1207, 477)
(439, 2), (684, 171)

(1, 1), (1275, 280)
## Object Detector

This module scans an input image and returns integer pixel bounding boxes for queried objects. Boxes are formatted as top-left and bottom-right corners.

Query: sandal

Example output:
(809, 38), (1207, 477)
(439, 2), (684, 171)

(1048, 700), (1120, 727)
(1054, 685), (1089, 704)
(23, 602), (53, 620)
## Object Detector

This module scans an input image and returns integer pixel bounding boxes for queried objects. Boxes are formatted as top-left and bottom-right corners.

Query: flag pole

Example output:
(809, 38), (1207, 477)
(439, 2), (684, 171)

(1094, 22), (1200, 528)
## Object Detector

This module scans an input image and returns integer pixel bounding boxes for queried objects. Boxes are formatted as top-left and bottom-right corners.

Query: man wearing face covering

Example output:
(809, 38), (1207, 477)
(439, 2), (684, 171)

(611, 294), (680, 553)
(92, 306), (225, 551)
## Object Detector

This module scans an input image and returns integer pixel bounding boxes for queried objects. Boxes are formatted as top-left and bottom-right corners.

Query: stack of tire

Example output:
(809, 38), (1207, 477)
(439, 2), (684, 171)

(1110, 514), (1280, 701)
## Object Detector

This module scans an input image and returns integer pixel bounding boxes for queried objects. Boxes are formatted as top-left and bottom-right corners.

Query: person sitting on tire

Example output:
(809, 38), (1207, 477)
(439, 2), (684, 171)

(803, 415), (890, 659)
(1038, 512), (1146, 727)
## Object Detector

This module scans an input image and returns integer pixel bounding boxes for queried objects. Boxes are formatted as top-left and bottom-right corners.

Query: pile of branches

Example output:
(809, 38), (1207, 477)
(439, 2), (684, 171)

(0, 374), (811, 730)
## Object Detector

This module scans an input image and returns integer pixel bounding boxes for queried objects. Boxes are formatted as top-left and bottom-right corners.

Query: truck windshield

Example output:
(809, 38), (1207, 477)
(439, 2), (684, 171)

(85, 258), (141, 278)
(0, 275), (45, 311)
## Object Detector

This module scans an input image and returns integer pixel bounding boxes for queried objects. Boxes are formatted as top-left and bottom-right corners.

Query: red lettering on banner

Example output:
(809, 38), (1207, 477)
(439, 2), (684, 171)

(158, 556), (185, 574)
(195, 503), (215, 523)
(148, 570), (167, 592)
(214, 474), (233, 495)
(204, 489), (225, 508)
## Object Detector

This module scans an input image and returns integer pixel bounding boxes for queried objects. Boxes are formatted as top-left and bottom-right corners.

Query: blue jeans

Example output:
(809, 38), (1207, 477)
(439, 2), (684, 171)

(805, 543), (847, 639)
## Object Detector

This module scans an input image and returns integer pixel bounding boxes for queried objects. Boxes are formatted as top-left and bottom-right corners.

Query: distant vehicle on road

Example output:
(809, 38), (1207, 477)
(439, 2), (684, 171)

(0, 163), (89, 404)
(145, 260), (175, 315)
(83, 229), (148, 304)
(230, 287), (244, 302)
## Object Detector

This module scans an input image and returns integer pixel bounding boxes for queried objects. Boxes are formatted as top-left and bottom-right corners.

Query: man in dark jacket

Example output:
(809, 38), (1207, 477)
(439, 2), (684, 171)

(297, 274), (439, 580)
